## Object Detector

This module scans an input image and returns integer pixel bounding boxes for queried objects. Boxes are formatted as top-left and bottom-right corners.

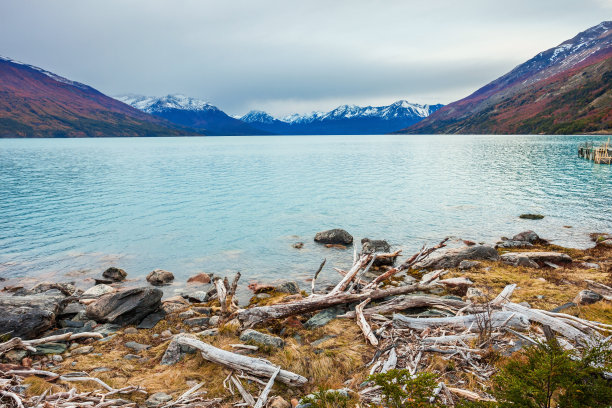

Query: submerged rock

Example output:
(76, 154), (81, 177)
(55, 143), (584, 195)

(276, 281), (300, 294)
(187, 273), (211, 284)
(496, 240), (534, 249)
(86, 287), (163, 326)
(314, 229), (353, 245)
(102, 267), (127, 282)
(361, 238), (396, 266)
(146, 269), (174, 286)
(0, 292), (65, 339)
(240, 329), (284, 348)
(416, 245), (499, 269)
(519, 214), (544, 220)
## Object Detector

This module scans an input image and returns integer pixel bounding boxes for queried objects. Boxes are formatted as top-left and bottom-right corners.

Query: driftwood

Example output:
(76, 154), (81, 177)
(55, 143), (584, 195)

(393, 311), (530, 332)
(339, 295), (468, 319)
(586, 280), (612, 300)
(214, 278), (228, 314)
(311, 259), (326, 294)
(355, 298), (378, 346)
(173, 335), (307, 386)
(329, 254), (372, 294)
(422, 333), (479, 345)
(447, 387), (496, 402)
(253, 366), (280, 408)
(238, 283), (435, 328)
(230, 376), (256, 406)
(0, 332), (103, 356)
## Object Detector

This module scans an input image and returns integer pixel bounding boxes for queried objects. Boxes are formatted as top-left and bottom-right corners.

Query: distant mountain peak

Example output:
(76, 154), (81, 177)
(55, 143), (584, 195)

(0, 55), (91, 90)
(240, 110), (277, 124)
(115, 94), (216, 113)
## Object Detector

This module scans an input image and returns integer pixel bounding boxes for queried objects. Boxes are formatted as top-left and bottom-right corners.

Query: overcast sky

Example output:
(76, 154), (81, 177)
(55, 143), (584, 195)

(1, 1), (610, 116)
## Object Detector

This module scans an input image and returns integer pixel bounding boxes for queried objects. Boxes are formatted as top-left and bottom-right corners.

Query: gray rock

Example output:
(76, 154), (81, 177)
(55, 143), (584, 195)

(92, 367), (111, 372)
(198, 329), (218, 337)
(184, 317), (209, 327)
(240, 329), (284, 348)
(27, 282), (77, 296)
(181, 290), (209, 303)
(52, 355), (63, 362)
(361, 238), (396, 265)
(500, 252), (572, 265)
(466, 287), (485, 300)
(0, 292), (65, 339)
(72, 346), (94, 355)
(581, 262), (600, 269)
(416, 245), (499, 269)
(146, 392), (173, 407)
(512, 230), (541, 243)
(496, 240), (534, 249)
(276, 281), (300, 294)
(124, 354), (141, 360)
(574, 290), (603, 305)
(59, 302), (86, 316)
(514, 256), (540, 268)
(458, 260), (481, 270)
(5, 349), (28, 361)
(102, 267), (127, 282)
(304, 306), (344, 328)
(125, 341), (151, 352)
(209, 316), (220, 326)
(124, 327), (138, 334)
(146, 269), (175, 286)
(33, 343), (67, 355)
(138, 312), (165, 329)
(161, 338), (183, 365)
(83, 284), (115, 297)
(94, 323), (121, 336)
(60, 319), (85, 328)
(86, 287), (163, 326)
(311, 335), (337, 347)
(179, 310), (195, 319)
(192, 307), (212, 315)
(314, 229), (353, 245)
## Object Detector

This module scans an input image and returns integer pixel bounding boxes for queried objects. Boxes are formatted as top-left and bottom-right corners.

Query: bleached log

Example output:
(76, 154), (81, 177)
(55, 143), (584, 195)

(355, 298), (378, 346)
(380, 348), (397, 373)
(174, 335), (307, 386)
(490, 284), (517, 306)
(0, 390), (24, 408)
(393, 311), (530, 332)
(334, 268), (368, 287)
(438, 277), (473, 288)
(329, 254), (372, 294)
(27, 332), (103, 345)
(447, 387), (495, 402)
(422, 334), (478, 345)
(237, 283), (434, 328)
(339, 295), (467, 319)
(215, 278), (228, 314)
(230, 376), (256, 406)
(0, 337), (36, 355)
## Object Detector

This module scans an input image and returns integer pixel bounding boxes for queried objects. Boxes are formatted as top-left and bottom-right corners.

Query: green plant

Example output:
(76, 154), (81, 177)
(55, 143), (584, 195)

(368, 370), (441, 408)
(484, 340), (612, 408)
(302, 388), (351, 408)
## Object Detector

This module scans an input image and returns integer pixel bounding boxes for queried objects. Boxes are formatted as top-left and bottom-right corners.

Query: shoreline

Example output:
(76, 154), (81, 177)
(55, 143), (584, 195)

(1, 229), (611, 407)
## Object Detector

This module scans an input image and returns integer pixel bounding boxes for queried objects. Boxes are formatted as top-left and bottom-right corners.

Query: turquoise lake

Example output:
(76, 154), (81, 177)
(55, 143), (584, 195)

(1, 135), (611, 297)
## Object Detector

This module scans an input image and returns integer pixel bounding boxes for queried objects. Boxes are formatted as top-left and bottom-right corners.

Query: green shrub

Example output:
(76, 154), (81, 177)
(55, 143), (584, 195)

(368, 370), (441, 408)
(301, 388), (351, 408)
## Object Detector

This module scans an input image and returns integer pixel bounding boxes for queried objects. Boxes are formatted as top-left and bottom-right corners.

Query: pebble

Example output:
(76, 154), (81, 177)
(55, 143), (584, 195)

(125, 341), (151, 352)
(161, 330), (173, 337)
(124, 327), (138, 334)
(179, 310), (195, 319)
(209, 315), (220, 326)
(124, 354), (141, 360)
(72, 346), (94, 355)
(52, 355), (63, 363)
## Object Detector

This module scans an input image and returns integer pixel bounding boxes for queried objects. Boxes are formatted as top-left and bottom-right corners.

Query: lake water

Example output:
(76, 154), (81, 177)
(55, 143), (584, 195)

(1, 135), (611, 298)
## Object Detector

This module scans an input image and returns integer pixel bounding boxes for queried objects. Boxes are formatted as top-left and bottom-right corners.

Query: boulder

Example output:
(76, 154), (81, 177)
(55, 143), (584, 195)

(102, 267), (127, 282)
(512, 230), (541, 243)
(146, 392), (172, 407)
(500, 252), (572, 266)
(125, 341), (151, 352)
(416, 245), (499, 269)
(147, 269), (174, 286)
(304, 306), (345, 328)
(138, 312), (165, 329)
(0, 293), (65, 339)
(86, 287), (163, 326)
(314, 229), (353, 245)
(269, 396), (291, 408)
(361, 238), (396, 266)
(83, 284), (115, 297)
(574, 290), (603, 305)
(239, 329), (284, 348)
(187, 273), (211, 285)
(276, 281), (300, 294)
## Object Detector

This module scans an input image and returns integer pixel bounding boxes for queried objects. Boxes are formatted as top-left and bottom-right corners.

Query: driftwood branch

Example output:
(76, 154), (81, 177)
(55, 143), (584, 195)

(311, 259), (326, 294)
(253, 366), (280, 408)
(355, 298), (378, 346)
(173, 335), (307, 386)
(393, 311), (530, 332)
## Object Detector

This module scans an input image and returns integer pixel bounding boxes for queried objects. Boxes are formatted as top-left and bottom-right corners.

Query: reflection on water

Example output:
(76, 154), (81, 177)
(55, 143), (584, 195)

(0, 134), (610, 294)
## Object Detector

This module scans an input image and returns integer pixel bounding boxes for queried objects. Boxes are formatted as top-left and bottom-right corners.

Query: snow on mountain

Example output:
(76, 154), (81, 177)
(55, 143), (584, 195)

(240, 110), (278, 124)
(116, 94), (217, 114)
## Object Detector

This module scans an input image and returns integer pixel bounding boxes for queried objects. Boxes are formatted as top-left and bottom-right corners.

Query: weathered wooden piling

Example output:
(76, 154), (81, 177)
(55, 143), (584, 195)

(578, 139), (612, 164)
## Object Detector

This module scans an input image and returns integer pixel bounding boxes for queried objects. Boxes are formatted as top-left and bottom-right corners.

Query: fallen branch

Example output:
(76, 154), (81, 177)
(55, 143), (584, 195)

(355, 298), (378, 346)
(339, 295), (467, 318)
(173, 335), (307, 386)
(253, 366), (280, 408)
(311, 259), (326, 295)
(393, 311), (530, 332)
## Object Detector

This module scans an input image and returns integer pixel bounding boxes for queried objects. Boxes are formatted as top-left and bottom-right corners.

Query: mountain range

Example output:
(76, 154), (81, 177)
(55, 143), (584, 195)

(116, 95), (442, 135)
(399, 21), (612, 134)
(0, 56), (195, 138)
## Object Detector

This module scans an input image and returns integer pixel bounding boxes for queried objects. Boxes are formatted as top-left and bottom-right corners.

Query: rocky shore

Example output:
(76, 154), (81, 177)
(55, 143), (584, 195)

(1, 229), (611, 407)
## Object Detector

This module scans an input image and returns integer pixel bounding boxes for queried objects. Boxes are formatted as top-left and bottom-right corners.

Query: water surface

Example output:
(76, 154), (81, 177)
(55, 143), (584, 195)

(1, 135), (610, 296)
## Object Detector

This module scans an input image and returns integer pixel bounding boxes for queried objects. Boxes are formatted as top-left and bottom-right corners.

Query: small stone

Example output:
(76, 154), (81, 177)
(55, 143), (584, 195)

(124, 354), (141, 360)
(458, 260), (481, 270)
(71, 361), (77, 367)
(581, 262), (600, 269)
(179, 310), (195, 319)
(52, 355), (63, 362)
(187, 273), (211, 285)
(33, 343), (67, 355)
(519, 214), (544, 220)
(184, 317), (209, 327)
(256, 293), (271, 300)
(125, 341), (151, 352)
(102, 267), (127, 282)
(466, 287), (485, 300)
(269, 396), (291, 408)
(124, 327), (138, 334)
(72, 346), (94, 355)
(92, 367), (111, 372)
(209, 315), (220, 326)
(146, 392), (173, 407)
(240, 329), (284, 348)
(292, 242), (304, 249)
(276, 281), (300, 294)
(305, 306), (344, 328)
(574, 290), (603, 305)
(198, 329), (218, 336)
(192, 307), (212, 315)
(600, 239), (612, 247)
(152, 334), (159, 338)
(83, 284), (115, 297)
(161, 330), (173, 337)
(146, 269), (175, 286)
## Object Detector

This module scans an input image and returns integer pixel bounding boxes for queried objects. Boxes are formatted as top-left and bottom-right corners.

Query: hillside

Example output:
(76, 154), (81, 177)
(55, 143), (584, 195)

(399, 21), (612, 134)
(117, 95), (268, 136)
(0, 57), (196, 138)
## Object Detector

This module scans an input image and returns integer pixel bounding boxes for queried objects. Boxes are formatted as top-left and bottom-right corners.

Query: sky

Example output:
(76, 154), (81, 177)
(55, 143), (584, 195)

(0, 1), (610, 117)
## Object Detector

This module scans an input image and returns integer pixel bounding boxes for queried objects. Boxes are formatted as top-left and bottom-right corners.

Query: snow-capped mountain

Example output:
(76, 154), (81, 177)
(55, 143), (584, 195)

(117, 94), (268, 136)
(241, 101), (442, 134)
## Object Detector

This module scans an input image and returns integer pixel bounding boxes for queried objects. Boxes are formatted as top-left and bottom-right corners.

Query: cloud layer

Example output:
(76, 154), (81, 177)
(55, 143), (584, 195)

(1, 0), (609, 115)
